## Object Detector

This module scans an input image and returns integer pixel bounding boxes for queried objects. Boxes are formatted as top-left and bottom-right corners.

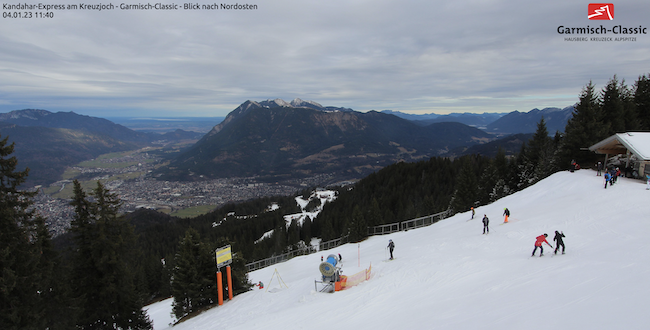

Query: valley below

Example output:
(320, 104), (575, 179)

(31, 146), (338, 237)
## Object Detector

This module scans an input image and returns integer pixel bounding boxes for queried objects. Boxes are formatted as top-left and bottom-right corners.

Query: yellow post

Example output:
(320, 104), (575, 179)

(226, 266), (233, 300)
(217, 271), (223, 306)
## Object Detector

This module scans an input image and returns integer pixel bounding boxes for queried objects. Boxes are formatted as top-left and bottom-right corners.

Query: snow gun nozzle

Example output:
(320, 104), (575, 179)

(319, 254), (338, 277)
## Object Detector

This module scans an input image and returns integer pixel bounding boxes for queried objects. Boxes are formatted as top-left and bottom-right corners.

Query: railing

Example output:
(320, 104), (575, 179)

(319, 235), (349, 251)
(245, 210), (450, 272)
(367, 210), (449, 235)
(245, 245), (317, 272)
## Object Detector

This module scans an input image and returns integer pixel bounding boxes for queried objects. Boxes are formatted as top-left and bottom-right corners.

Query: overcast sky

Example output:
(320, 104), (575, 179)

(1, 0), (648, 117)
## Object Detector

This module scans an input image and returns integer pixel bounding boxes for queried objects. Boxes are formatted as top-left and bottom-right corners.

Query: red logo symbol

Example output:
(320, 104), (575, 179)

(588, 3), (614, 20)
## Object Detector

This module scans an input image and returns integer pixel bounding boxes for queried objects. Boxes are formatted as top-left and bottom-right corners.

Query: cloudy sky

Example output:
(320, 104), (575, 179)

(1, 0), (648, 117)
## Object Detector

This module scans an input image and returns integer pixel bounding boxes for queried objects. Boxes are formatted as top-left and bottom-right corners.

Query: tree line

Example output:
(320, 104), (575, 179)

(1, 73), (648, 329)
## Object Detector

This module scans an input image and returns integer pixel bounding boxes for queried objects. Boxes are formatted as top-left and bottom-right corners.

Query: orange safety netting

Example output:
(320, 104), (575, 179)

(335, 264), (371, 291)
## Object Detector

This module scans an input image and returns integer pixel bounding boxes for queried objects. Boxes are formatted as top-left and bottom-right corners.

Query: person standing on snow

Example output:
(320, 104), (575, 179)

(604, 171), (611, 189)
(482, 214), (489, 234)
(597, 161), (603, 176)
(471, 207), (475, 219)
(387, 239), (395, 260)
(553, 231), (565, 255)
(532, 233), (553, 257)
(503, 208), (510, 223)
(646, 173), (650, 190)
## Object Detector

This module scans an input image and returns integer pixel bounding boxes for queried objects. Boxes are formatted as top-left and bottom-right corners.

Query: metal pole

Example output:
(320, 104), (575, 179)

(217, 270), (223, 306)
(227, 266), (233, 301)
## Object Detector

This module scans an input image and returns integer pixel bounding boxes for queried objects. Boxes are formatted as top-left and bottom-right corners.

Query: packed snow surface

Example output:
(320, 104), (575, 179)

(145, 170), (650, 329)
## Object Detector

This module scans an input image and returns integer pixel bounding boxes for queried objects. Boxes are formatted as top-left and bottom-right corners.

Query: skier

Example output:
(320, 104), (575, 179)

(503, 208), (510, 223)
(338, 253), (342, 261)
(256, 281), (264, 289)
(482, 214), (489, 234)
(553, 231), (565, 255)
(604, 171), (611, 189)
(471, 207), (475, 219)
(646, 173), (650, 190)
(387, 239), (395, 260)
(532, 233), (553, 257)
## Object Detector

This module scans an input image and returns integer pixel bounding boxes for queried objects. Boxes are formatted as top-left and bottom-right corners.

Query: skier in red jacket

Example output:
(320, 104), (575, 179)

(532, 234), (553, 257)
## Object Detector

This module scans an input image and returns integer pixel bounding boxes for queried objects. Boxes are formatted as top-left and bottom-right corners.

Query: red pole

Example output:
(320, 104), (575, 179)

(217, 271), (223, 306)
(226, 266), (233, 300)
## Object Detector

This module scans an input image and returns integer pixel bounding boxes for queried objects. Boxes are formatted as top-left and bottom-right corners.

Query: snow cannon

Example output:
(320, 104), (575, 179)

(317, 254), (341, 292)
(319, 254), (338, 277)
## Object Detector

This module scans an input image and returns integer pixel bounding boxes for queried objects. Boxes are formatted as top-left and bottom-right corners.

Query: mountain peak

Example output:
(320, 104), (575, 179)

(0, 109), (52, 121)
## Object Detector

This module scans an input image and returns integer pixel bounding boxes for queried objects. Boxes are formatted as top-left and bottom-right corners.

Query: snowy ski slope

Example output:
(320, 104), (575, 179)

(146, 169), (650, 330)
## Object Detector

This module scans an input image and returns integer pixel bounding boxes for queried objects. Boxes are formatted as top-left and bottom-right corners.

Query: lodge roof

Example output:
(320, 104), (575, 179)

(589, 132), (650, 161)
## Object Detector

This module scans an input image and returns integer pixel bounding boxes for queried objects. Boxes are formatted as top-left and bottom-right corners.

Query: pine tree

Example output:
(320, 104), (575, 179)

(515, 143), (535, 190)
(171, 228), (215, 319)
(347, 205), (367, 242)
(367, 198), (383, 226)
(0, 136), (41, 329)
(300, 215), (312, 244)
(449, 158), (478, 214)
(601, 75), (627, 134)
(477, 162), (498, 205)
(561, 81), (608, 166)
(634, 74), (650, 130)
(70, 181), (152, 330)
(33, 216), (76, 330)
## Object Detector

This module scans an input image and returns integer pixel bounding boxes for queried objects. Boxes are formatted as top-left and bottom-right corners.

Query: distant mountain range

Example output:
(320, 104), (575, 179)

(0, 109), (204, 186)
(382, 110), (506, 128)
(383, 106), (574, 135)
(154, 99), (493, 182)
(0, 102), (576, 187)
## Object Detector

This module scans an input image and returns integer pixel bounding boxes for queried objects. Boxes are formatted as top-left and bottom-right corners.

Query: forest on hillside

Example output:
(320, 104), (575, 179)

(2, 73), (649, 329)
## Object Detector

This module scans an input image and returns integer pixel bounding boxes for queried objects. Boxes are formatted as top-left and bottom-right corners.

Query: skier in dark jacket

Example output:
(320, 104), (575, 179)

(503, 208), (510, 223)
(482, 214), (489, 234)
(554, 231), (565, 255)
(532, 233), (553, 257)
(387, 239), (395, 260)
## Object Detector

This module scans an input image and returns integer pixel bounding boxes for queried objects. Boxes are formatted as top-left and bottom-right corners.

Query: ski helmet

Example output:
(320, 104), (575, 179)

(544, 233), (548, 237)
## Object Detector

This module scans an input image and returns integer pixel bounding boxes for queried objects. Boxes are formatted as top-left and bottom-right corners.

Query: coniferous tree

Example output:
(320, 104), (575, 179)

(33, 215), (76, 330)
(171, 228), (215, 319)
(287, 219), (300, 247)
(528, 117), (556, 181)
(477, 162), (499, 205)
(601, 75), (627, 134)
(367, 198), (383, 226)
(0, 136), (41, 329)
(70, 181), (152, 330)
(634, 74), (650, 130)
(515, 143), (535, 190)
(347, 205), (367, 242)
(561, 81), (609, 166)
(300, 215), (312, 244)
(449, 158), (478, 214)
